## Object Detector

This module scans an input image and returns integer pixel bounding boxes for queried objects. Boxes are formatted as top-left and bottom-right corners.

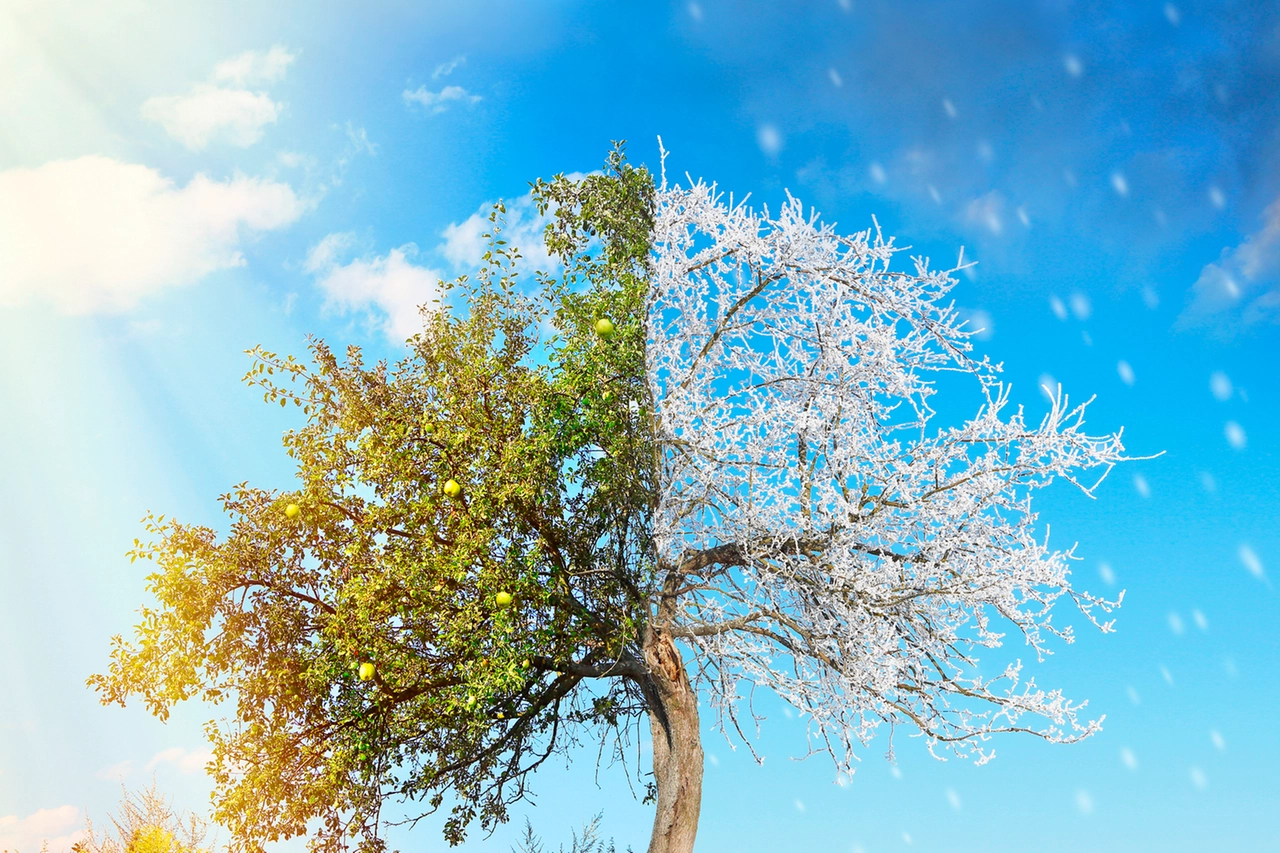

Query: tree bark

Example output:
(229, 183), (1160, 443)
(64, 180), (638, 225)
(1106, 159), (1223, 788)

(641, 625), (703, 853)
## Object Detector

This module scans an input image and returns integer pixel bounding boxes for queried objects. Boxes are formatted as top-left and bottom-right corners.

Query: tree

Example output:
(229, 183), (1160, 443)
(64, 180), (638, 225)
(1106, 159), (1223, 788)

(72, 781), (212, 853)
(92, 146), (1126, 853)
(510, 814), (629, 853)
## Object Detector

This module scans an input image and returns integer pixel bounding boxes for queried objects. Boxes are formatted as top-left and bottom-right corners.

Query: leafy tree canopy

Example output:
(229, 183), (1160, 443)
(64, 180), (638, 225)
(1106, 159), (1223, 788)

(92, 146), (659, 851)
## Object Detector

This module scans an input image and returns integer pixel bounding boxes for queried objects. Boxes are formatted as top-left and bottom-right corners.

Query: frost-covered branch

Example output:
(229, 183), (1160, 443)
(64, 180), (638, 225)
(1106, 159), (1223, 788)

(646, 176), (1127, 770)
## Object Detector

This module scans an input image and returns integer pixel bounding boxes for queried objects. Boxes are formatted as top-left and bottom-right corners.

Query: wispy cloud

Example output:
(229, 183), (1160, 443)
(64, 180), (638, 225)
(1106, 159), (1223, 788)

(305, 231), (357, 274)
(143, 46), (296, 150)
(213, 45), (298, 86)
(142, 85), (281, 150)
(433, 55), (466, 79)
(0, 805), (85, 853)
(403, 85), (481, 114)
(0, 156), (304, 313)
(1179, 197), (1280, 331)
(95, 759), (134, 780)
(145, 746), (213, 773)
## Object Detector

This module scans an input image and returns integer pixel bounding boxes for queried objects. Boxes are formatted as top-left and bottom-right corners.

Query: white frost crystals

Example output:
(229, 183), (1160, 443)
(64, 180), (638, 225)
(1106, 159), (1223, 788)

(646, 175), (1128, 770)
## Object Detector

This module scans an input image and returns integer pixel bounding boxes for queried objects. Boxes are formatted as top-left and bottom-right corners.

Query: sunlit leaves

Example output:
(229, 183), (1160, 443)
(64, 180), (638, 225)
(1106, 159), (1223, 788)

(90, 148), (658, 853)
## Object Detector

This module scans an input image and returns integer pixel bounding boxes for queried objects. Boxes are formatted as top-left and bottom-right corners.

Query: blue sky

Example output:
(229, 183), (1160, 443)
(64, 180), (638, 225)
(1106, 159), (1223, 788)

(1, 1), (1277, 851)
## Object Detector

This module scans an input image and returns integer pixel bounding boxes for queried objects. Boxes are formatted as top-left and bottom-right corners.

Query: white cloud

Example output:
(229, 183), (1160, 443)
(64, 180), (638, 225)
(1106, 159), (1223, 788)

(145, 746), (213, 773)
(95, 759), (134, 780)
(307, 236), (444, 343)
(0, 805), (85, 853)
(305, 231), (356, 273)
(1181, 197), (1280, 329)
(433, 56), (466, 79)
(402, 85), (481, 114)
(439, 193), (555, 274)
(277, 150), (317, 169)
(0, 156), (304, 313)
(213, 45), (298, 86)
(144, 46), (296, 150)
(439, 214), (489, 270)
(142, 85), (281, 150)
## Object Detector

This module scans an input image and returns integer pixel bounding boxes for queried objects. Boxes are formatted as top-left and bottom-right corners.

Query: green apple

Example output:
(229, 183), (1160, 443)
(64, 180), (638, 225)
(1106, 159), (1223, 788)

(443, 478), (462, 498)
(285, 503), (301, 519)
(522, 658), (531, 668)
(358, 662), (375, 682)
(594, 318), (616, 338)
(495, 591), (513, 608)
(423, 422), (435, 434)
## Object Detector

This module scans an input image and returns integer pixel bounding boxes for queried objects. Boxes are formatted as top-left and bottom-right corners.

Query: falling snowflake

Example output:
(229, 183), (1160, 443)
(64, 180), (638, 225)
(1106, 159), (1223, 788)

(1224, 421), (1246, 449)
(1111, 172), (1129, 197)
(1238, 544), (1265, 580)
(1210, 371), (1233, 401)
(1134, 473), (1151, 498)
(1069, 293), (1092, 320)
(1050, 295), (1069, 320)
(756, 124), (782, 157)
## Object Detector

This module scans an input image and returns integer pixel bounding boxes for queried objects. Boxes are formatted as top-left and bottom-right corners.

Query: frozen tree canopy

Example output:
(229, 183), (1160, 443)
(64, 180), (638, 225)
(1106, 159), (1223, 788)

(647, 172), (1128, 770)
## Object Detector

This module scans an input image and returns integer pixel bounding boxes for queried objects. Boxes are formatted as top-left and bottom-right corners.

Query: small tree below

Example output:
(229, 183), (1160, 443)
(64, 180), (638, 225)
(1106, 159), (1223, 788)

(73, 782), (211, 853)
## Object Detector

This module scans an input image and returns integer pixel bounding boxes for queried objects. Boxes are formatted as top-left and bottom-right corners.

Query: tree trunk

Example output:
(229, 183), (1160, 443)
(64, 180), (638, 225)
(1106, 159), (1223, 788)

(641, 626), (703, 853)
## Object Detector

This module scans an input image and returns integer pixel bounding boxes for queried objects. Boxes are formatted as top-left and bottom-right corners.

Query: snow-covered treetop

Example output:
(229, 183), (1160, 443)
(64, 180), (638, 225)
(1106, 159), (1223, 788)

(647, 171), (1128, 769)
